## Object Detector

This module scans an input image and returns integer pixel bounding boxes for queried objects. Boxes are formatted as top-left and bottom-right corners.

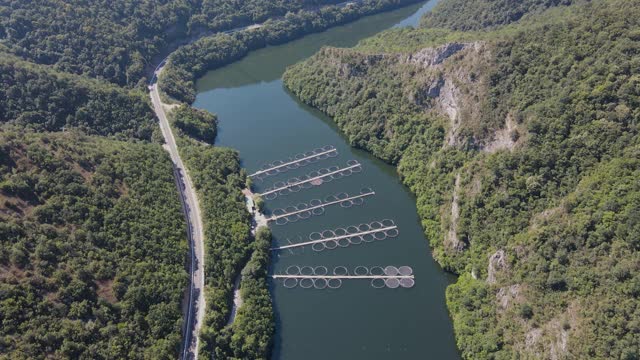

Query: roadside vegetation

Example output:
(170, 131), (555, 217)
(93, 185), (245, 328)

(0, 128), (188, 358)
(169, 107), (275, 359)
(283, 0), (640, 358)
(215, 227), (274, 359)
(173, 104), (218, 143)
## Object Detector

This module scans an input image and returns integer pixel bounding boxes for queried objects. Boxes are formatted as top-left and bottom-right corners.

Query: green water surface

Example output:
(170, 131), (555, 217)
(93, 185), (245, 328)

(194, 2), (460, 359)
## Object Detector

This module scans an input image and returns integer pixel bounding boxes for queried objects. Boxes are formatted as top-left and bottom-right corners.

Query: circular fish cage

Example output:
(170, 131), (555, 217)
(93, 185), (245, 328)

(385, 278), (401, 289)
(398, 266), (413, 276)
(286, 265), (301, 275)
(314, 266), (328, 276)
(283, 278), (298, 288)
(333, 266), (349, 276)
(354, 266), (369, 276)
(300, 278), (314, 289)
(371, 278), (386, 289)
(399, 278), (415, 288)
(300, 266), (314, 276)
(327, 278), (342, 289)
(313, 278), (328, 289)
(384, 266), (400, 276)
(369, 266), (385, 276)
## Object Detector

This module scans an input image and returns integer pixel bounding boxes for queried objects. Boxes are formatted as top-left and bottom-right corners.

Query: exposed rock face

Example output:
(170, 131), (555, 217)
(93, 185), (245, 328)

(300, 41), (492, 149)
(404, 41), (489, 147)
(440, 79), (463, 146)
(405, 42), (469, 67)
(425, 76), (445, 98)
(445, 173), (465, 252)
(525, 328), (543, 349)
(487, 249), (507, 284)
(484, 113), (520, 153)
(496, 284), (521, 310)
(519, 302), (579, 359)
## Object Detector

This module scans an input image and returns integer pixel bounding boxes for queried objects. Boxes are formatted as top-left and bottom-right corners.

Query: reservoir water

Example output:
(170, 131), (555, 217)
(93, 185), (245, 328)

(193, 1), (460, 359)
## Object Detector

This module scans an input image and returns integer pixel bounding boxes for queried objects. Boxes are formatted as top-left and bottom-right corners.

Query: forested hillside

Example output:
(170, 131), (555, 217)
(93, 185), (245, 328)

(0, 0), (370, 86)
(0, 129), (188, 358)
(0, 54), (156, 140)
(160, 0), (425, 103)
(0, 47), (194, 357)
(420, 0), (575, 30)
(284, 0), (640, 358)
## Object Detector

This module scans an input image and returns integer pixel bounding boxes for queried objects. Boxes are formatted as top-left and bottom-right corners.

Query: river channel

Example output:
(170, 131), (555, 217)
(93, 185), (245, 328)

(193, 1), (459, 359)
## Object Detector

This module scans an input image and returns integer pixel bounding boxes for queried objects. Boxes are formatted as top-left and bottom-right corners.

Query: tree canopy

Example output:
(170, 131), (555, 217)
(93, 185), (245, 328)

(0, 0), (349, 86)
(160, 0), (425, 103)
(0, 128), (188, 358)
(284, 0), (640, 357)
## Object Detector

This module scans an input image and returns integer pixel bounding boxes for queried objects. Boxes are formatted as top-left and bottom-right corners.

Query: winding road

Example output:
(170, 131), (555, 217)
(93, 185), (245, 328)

(146, 2), (397, 356)
(148, 22), (263, 360)
(150, 81), (206, 360)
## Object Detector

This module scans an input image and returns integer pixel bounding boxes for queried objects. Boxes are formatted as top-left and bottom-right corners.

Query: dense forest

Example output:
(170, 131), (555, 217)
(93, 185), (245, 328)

(159, 0), (425, 103)
(172, 104), (218, 143)
(0, 53), (156, 140)
(215, 227), (274, 359)
(0, 0), (347, 86)
(420, 0), (576, 30)
(0, 128), (188, 358)
(0, 46), (192, 357)
(284, 0), (640, 358)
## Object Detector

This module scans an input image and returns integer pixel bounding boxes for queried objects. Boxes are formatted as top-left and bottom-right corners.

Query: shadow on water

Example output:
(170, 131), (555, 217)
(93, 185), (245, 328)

(194, 1), (461, 359)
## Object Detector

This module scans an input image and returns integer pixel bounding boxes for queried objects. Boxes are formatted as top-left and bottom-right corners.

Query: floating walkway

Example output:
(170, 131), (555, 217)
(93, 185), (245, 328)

(272, 219), (398, 251)
(249, 145), (337, 179)
(271, 266), (415, 289)
(252, 144), (416, 291)
(259, 160), (362, 199)
(267, 188), (375, 225)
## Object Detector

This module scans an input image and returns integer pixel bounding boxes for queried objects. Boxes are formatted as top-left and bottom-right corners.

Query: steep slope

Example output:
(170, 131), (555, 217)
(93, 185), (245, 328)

(420, 0), (576, 30)
(284, 0), (640, 358)
(0, 53), (156, 140)
(0, 129), (188, 359)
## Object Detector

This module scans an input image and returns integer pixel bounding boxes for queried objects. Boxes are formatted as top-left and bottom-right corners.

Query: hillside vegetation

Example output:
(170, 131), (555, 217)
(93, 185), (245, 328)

(0, 129), (188, 358)
(0, 0), (346, 86)
(284, 0), (640, 358)
(160, 0), (425, 103)
(420, 0), (575, 30)
(0, 54), (156, 140)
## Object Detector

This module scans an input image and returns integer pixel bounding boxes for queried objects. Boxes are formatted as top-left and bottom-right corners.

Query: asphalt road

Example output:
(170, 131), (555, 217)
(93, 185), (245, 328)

(150, 83), (206, 360)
